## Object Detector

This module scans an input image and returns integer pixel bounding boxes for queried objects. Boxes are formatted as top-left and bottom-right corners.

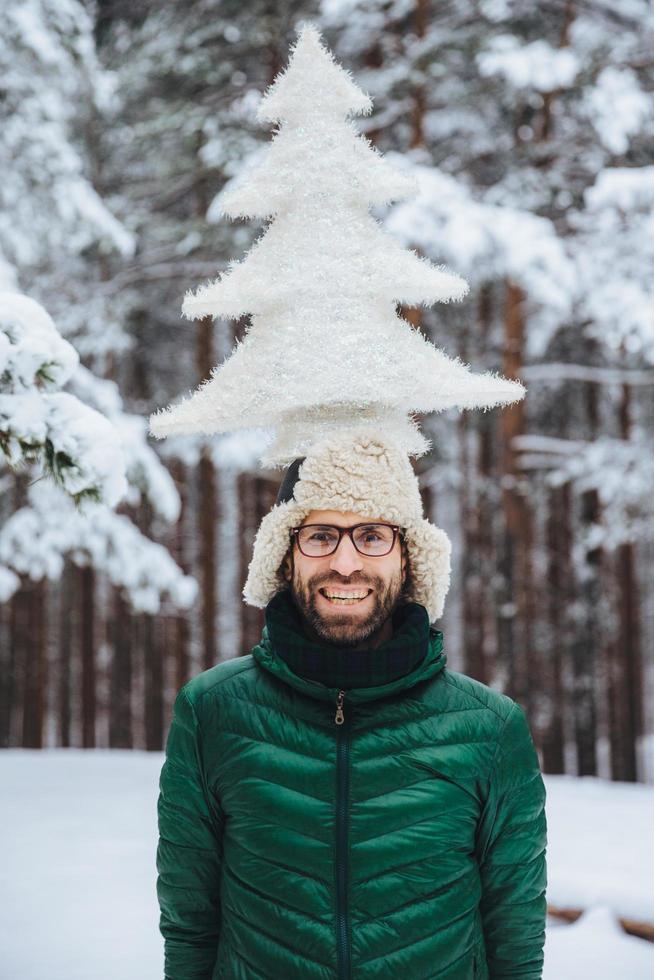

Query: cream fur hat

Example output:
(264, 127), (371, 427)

(243, 428), (451, 623)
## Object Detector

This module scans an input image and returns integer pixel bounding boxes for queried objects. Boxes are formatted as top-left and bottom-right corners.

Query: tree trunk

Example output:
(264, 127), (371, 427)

(133, 497), (163, 750)
(0, 598), (13, 747)
(573, 485), (600, 776)
(572, 373), (601, 776)
(609, 381), (643, 780)
(238, 472), (268, 655)
(109, 586), (133, 748)
(460, 285), (496, 684)
(169, 457), (191, 690)
(196, 314), (218, 671)
(143, 610), (162, 750)
(543, 483), (569, 773)
(217, 465), (242, 662)
(409, 0), (428, 150)
(57, 562), (75, 746)
(21, 579), (46, 748)
(80, 565), (96, 748)
(459, 405), (486, 682)
(499, 280), (535, 710)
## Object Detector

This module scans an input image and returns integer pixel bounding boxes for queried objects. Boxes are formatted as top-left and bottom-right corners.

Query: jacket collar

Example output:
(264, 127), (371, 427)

(251, 588), (447, 706)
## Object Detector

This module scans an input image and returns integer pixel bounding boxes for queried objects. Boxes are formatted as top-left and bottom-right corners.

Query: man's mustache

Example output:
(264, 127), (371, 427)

(312, 575), (377, 589)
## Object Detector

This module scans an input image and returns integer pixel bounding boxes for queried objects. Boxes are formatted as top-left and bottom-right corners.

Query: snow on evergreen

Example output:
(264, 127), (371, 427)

(572, 166), (654, 361)
(477, 36), (580, 92)
(513, 433), (654, 551)
(0, 291), (127, 506)
(584, 67), (652, 156)
(67, 365), (182, 523)
(149, 23), (526, 461)
(0, 290), (79, 391)
(382, 157), (575, 359)
(0, 0), (135, 275)
(0, 291), (196, 611)
(0, 1), (200, 616)
(0, 480), (197, 614)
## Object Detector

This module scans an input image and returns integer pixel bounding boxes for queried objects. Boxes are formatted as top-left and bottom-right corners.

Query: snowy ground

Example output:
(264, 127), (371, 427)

(1, 750), (653, 979)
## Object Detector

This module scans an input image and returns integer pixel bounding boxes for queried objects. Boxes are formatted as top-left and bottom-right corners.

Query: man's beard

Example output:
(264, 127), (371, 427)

(289, 566), (404, 647)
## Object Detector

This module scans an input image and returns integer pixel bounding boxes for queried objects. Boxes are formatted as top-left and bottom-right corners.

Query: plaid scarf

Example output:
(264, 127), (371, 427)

(264, 587), (436, 690)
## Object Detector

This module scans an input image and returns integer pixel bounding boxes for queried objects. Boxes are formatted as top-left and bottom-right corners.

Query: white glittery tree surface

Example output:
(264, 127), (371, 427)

(149, 23), (525, 463)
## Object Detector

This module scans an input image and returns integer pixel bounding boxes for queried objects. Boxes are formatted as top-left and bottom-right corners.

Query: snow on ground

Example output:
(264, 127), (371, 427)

(0, 751), (653, 979)
(545, 774), (654, 923)
(0, 750), (161, 980)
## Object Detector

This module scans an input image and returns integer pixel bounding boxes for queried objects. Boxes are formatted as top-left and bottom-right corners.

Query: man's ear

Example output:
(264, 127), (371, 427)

(281, 549), (293, 583)
(401, 540), (408, 585)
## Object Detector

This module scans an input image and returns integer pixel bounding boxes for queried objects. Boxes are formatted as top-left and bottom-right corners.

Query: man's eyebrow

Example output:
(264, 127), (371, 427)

(299, 521), (389, 528)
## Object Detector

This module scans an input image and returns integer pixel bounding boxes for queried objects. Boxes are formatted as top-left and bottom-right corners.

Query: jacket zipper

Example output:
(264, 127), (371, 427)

(335, 689), (350, 980)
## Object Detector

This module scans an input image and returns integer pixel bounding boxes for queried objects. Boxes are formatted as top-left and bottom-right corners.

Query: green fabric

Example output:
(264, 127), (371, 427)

(157, 627), (548, 980)
(264, 587), (434, 690)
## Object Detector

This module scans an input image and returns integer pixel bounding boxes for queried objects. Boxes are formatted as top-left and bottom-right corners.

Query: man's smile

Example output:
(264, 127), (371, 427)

(318, 587), (373, 606)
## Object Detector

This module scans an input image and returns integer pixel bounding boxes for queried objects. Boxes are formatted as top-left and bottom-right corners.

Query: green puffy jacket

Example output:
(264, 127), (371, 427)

(157, 619), (547, 979)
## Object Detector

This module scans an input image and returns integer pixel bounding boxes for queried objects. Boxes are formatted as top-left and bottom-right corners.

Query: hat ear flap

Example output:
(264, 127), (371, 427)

(403, 522), (452, 623)
(243, 501), (307, 607)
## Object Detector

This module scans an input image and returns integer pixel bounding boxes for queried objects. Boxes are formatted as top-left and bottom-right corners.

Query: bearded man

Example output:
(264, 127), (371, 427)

(156, 432), (548, 980)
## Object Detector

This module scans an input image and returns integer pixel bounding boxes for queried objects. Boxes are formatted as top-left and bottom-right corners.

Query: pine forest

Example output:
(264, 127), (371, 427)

(1, 0), (653, 796)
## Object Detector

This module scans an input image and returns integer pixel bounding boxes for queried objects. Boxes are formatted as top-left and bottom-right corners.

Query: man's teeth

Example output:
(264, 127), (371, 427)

(322, 589), (370, 604)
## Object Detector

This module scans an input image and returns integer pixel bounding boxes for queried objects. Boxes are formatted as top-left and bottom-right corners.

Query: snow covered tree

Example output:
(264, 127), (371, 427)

(97, 0), (287, 670)
(9, 0), (645, 774)
(0, 0), (136, 360)
(0, 290), (197, 612)
(0, 292), (127, 506)
(316, 0), (654, 782)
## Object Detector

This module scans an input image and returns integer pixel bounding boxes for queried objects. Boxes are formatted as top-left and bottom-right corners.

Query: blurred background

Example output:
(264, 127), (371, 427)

(1, 0), (653, 976)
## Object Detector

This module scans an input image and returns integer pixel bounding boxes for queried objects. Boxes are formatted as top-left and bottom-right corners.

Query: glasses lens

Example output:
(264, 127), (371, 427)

(352, 524), (395, 555)
(297, 525), (340, 556)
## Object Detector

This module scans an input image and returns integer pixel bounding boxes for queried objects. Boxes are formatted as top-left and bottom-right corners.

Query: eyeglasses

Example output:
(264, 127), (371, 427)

(291, 523), (402, 558)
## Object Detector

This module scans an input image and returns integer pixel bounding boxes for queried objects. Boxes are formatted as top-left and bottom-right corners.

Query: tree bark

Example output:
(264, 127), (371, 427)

(169, 457), (191, 690)
(20, 579), (46, 748)
(0, 598), (13, 747)
(609, 381), (643, 780)
(143, 609), (162, 750)
(543, 483), (569, 773)
(57, 561), (75, 747)
(80, 565), (96, 748)
(238, 472), (269, 655)
(500, 280), (535, 710)
(460, 285), (496, 685)
(409, 0), (428, 149)
(571, 371), (601, 776)
(109, 586), (133, 748)
(196, 315), (218, 671)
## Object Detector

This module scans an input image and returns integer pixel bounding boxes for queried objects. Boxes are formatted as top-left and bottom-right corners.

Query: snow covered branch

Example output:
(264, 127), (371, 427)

(0, 291), (197, 612)
(513, 434), (653, 550)
(0, 292), (127, 507)
(520, 363), (654, 386)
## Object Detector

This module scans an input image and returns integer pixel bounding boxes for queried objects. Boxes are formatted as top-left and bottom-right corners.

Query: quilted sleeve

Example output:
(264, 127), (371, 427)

(476, 701), (548, 979)
(157, 686), (224, 980)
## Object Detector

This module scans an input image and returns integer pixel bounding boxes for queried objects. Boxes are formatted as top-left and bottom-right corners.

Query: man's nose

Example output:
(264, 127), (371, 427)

(329, 534), (364, 576)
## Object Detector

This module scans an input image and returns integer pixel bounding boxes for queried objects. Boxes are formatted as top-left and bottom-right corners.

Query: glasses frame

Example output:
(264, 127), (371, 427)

(290, 522), (402, 558)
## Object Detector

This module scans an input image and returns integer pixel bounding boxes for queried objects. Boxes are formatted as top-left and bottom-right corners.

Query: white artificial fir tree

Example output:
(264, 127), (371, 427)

(149, 23), (525, 462)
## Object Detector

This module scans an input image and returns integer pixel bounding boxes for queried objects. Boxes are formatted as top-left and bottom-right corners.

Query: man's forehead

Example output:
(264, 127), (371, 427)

(300, 509), (386, 526)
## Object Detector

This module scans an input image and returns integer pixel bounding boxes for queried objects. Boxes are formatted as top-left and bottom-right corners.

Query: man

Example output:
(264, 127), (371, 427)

(157, 431), (547, 980)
